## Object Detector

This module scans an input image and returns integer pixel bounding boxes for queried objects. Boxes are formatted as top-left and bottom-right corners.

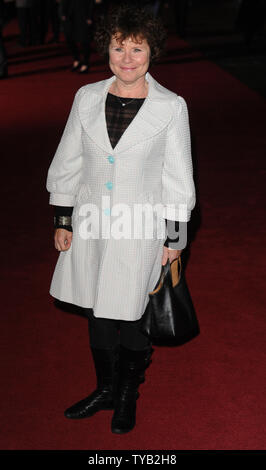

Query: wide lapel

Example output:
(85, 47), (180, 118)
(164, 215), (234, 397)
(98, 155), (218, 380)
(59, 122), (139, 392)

(113, 73), (172, 154)
(78, 72), (172, 155)
(78, 75), (116, 154)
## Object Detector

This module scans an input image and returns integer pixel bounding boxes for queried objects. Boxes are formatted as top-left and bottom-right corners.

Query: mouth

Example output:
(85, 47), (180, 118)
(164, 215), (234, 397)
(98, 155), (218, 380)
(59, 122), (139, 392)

(121, 67), (136, 71)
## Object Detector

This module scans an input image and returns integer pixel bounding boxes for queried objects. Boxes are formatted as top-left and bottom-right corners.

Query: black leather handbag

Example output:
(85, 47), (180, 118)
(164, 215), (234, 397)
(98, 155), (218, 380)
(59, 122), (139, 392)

(140, 256), (200, 344)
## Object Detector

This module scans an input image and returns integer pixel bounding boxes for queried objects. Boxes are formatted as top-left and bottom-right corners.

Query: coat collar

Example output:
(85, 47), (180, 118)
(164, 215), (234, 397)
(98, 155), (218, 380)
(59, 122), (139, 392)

(78, 72), (174, 155)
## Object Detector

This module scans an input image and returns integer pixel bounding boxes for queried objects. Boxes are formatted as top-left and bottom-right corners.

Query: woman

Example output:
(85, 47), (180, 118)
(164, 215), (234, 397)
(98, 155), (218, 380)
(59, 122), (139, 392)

(46, 4), (196, 434)
(61, 0), (94, 73)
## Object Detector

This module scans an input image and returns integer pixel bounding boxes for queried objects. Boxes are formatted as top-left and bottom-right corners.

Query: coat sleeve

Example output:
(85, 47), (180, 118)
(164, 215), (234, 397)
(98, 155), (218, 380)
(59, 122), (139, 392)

(46, 87), (85, 206)
(161, 95), (196, 222)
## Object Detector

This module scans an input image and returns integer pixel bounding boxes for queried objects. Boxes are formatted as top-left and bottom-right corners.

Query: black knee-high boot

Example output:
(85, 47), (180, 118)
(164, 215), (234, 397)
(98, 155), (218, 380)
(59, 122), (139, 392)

(111, 345), (150, 434)
(64, 345), (119, 419)
(138, 345), (154, 384)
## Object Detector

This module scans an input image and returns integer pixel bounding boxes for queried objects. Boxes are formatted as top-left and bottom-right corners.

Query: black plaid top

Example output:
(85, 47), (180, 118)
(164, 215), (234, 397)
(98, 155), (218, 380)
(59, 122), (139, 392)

(105, 92), (146, 149)
(54, 92), (179, 246)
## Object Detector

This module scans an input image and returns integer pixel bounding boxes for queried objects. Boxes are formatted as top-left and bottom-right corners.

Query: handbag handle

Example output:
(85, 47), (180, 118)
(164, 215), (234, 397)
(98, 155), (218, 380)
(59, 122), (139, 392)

(149, 255), (182, 295)
(169, 256), (182, 288)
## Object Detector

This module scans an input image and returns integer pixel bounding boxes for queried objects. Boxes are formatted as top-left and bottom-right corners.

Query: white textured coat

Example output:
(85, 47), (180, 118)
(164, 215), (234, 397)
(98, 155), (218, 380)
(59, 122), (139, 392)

(46, 72), (196, 320)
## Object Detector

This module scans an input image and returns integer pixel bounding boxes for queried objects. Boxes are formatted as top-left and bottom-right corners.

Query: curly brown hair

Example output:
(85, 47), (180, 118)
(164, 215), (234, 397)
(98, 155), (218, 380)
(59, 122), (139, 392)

(94, 4), (167, 66)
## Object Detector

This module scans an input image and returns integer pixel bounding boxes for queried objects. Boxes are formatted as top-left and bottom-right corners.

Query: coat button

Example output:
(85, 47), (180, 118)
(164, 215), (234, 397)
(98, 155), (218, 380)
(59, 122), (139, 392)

(107, 156), (115, 163)
(105, 181), (113, 190)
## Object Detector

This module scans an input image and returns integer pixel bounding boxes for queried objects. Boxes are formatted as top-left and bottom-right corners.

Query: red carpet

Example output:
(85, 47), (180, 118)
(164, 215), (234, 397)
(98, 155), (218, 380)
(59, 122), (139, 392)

(1, 20), (266, 450)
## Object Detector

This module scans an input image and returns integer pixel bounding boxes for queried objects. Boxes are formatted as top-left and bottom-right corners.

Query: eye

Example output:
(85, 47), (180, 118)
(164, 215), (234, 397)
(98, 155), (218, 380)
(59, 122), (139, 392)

(115, 47), (123, 52)
(134, 48), (142, 52)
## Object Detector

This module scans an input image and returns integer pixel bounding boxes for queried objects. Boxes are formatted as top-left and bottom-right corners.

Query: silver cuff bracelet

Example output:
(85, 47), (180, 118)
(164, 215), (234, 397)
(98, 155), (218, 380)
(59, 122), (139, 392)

(54, 215), (72, 227)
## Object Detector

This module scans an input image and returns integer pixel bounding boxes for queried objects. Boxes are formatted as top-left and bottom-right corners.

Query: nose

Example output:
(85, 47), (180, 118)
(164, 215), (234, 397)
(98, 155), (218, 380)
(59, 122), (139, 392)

(122, 49), (133, 64)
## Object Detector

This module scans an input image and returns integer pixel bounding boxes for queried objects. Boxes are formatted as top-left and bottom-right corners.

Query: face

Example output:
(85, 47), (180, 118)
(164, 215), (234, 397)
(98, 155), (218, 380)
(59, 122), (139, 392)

(108, 33), (151, 85)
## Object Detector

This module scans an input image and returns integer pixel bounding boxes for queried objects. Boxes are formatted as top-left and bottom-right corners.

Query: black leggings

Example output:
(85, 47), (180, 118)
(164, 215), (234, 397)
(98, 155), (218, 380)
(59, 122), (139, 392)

(86, 309), (152, 351)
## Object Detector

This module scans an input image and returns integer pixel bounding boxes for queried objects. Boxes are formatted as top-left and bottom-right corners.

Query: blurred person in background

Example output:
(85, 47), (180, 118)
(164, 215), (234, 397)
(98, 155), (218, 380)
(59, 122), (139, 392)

(106, 0), (159, 14)
(152, 0), (161, 17)
(61, 0), (95, 73)
(174, 0), (189, 38)
(91, 0), (106, 37)
(0, 0), (8, 78)
(93, 0), (105, 19)
(39, 0), (61, 44)
(236, 0), (266, 46)
(15, 0), (39, 46)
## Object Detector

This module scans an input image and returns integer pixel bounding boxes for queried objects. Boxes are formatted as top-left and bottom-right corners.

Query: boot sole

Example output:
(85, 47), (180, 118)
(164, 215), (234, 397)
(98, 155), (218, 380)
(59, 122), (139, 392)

(111, 424), (135, 434)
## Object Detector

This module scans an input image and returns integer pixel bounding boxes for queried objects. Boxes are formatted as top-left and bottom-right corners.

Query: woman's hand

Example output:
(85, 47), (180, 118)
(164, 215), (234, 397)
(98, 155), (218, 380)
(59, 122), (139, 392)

(54, 228), (72, 252)
(162, 246), (182, 265)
